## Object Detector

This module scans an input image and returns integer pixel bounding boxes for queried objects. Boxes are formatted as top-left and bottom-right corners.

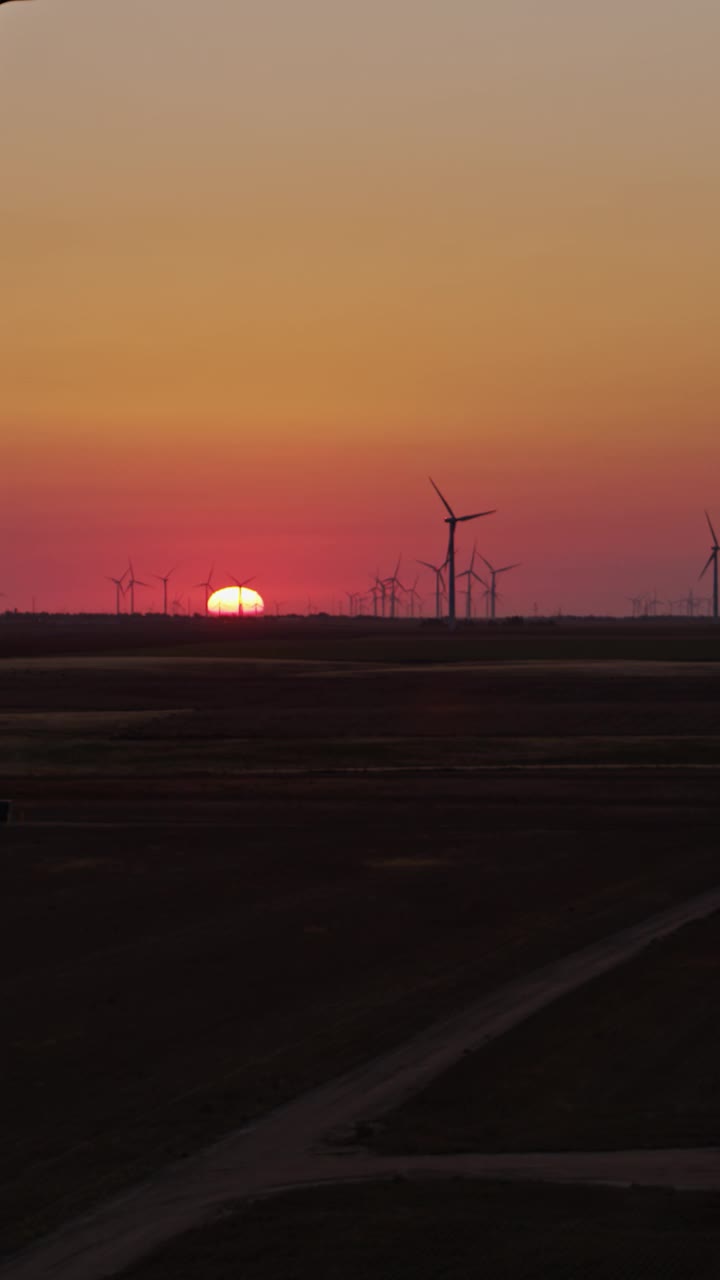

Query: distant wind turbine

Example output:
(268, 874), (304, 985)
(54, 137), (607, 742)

(417, 558), (448, 620)
(457, 546), (485, 620)
(194, 565), (215, 616)
(699, 511), (719, 621)
(405, 576), (422, 619)
(126, 560), (149, 616)
(106, 568), (128, 616)
(228, 573), (255, 616)
(429, 478), (495, 629)
(383, 557), (405, 620)
(152, 567), (176, 617)
(481, 556), (520, 620)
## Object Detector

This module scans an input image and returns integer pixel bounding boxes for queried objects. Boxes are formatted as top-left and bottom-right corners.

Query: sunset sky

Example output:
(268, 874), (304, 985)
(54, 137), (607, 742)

(2, 0), (719, 614)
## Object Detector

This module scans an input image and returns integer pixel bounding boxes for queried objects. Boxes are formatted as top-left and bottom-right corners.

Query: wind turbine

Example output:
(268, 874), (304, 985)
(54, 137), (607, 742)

(152, 566), (176, 617)
(406, 576), (422, 619)
(417, 559), (448, 620)
(126, 560), (149, 615)
(457, 546), (484, 620)
(480, 556), (520, 620)
(383, 557), (405, 620)
(429, 478), (495, 629)
(625, 595), (645, 619)
(106, 568), (128, 616)
(374, 575), (387, 618)
(228, 573), (255, 616)
(194, 565), (215, 616)
(699, 511), (719, 621)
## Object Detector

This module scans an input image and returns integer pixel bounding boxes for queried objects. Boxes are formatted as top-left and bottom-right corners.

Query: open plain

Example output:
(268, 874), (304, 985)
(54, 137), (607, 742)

(3, 618), (720, 1276)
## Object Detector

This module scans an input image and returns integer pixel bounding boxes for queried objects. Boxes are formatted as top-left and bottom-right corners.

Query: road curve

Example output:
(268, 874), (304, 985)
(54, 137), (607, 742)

(3, 885), (720, 1280)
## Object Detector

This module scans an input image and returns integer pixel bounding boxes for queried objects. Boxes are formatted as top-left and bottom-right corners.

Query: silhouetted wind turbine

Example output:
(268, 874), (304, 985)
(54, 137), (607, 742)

(374, 575), (387, 618)
(228, 573), (255, 616)
(481, 556), (520, 620)
(406, 576), (422, 618)
(383, 557), (405, 620)
(106, 568), (128, 616)
(152, 566), (176, 617)
(194, 565), (215, 616)
(126, 560), (149, 615)
(626, 595), (645, 619)
(417, 558), (447, 620)
(429, 478), (495, 629)
(457, 546), (483, 620)
(699, 511), (719, 621)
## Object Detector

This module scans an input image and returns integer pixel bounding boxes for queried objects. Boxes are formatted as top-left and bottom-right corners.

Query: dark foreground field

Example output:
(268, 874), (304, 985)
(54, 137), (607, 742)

(120, 1181), (720, 1280)
(372, 910), (720, 1155)
(3, 645), (720, 1263)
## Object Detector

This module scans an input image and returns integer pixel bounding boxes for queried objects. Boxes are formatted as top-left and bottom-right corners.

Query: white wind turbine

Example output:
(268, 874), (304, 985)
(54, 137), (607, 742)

(429, 478), (495, 629)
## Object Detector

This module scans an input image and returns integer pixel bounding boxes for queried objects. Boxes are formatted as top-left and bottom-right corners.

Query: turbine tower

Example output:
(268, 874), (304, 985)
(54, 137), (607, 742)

(229, 574), (256, 616)
(194, 565), (215, 616)
(481, 556), (520, 620)
(406, 576), (422, 619)
(429, 478), (495, 629)
(106, 568), (128, 616)
(126, 560), (149, 616)
(457, 546), (484, 620)
(153, 566), (176, 617)
(417, 559), (447, 620)
(383, 557), (405, 620)
(699, 511), (719, 621)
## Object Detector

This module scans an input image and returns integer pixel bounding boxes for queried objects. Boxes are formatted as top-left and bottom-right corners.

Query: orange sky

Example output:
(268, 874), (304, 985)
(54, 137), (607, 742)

(2, 1), (720, 614)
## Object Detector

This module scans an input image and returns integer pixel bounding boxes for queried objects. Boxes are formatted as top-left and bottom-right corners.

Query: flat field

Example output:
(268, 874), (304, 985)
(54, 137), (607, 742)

(3, 635), (720, 1257)
(120, 1181), (720, 1280)
(371, 910), (720, 1154)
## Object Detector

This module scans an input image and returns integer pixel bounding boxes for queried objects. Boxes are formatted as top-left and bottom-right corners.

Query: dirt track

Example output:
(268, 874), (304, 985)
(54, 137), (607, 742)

(4, 886), (720, 1280)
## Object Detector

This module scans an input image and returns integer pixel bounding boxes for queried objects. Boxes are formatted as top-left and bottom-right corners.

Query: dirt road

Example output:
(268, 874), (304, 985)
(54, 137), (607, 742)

(4, 885), (720, 1280)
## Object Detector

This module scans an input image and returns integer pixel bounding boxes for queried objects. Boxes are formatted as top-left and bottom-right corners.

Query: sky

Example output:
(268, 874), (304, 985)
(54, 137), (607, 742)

(2, 0), (720, 615)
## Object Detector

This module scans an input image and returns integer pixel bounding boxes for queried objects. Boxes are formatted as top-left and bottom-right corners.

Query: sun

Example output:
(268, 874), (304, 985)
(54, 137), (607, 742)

(207, 586), (264, 616)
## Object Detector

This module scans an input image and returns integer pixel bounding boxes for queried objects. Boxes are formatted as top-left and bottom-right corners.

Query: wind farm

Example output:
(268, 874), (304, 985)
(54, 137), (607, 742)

(4, 1), (720, 1276)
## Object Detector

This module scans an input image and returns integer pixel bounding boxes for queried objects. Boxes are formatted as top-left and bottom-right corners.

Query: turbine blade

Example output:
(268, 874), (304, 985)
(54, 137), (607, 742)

(429, 476), (455, 518)
(497, 563), (521, 574)
(699, 552), (715, 580)
(480, 556), (494, 572)
(705, 510), (719, 546)
(458, 509), (496, 522)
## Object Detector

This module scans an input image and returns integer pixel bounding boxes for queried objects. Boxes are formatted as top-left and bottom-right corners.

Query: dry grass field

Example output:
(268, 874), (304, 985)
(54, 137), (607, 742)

(3, 624), (720, 1265)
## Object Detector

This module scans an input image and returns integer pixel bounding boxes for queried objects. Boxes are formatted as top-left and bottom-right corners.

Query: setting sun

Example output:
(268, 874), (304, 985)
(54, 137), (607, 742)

(207, 586), (264, 617)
